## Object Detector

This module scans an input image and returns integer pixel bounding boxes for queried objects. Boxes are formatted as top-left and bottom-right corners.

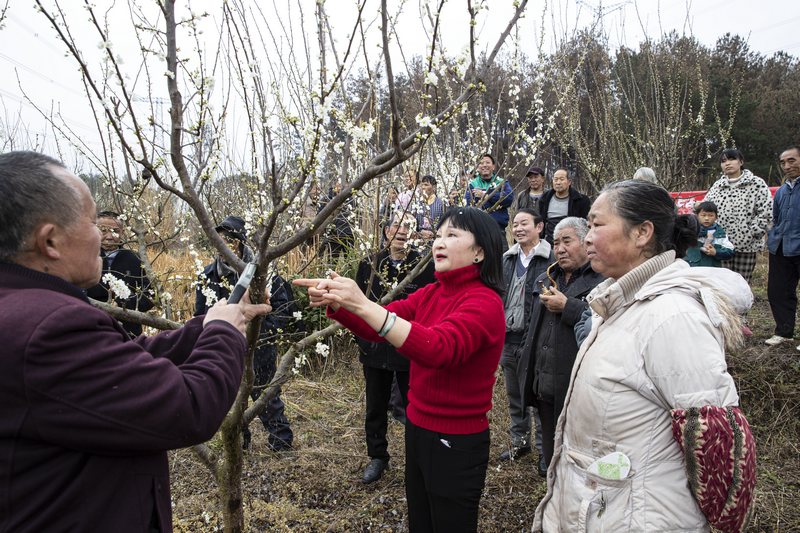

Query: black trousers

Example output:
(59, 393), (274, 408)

(537, 398), (557, 468)
(243, 352), (293, 449)
(768, 247), (800, 338)
(404, 420), (489, 532)
(363, 366), (409, 460)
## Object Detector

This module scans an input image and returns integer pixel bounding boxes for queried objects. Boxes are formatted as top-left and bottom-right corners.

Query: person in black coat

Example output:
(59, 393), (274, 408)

(518, 217), (604, 470)
(355, 212), (436, 483)
(538, 168), (591, 244)
(194, 216), (294, 451)
(85, 211), (153, 337)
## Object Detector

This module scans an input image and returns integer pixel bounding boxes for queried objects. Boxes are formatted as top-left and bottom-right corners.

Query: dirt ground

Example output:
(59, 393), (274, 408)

(170, 256), (800, 532)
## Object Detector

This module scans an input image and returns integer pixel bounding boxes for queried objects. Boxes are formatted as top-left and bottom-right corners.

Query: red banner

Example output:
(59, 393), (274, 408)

(670, 187), (778, 215)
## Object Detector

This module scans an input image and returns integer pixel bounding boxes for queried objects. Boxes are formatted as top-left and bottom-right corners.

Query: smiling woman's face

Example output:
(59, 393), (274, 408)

(432, 219), (482, 272)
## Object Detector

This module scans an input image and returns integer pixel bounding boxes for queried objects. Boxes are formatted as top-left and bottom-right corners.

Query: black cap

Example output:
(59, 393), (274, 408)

(526, 166), (545, 176)
(215, 215), (247, 242)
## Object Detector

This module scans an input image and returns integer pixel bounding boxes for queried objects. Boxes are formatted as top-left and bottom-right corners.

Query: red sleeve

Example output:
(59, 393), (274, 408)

(398, 287), (504, 369)
(326, 281), (430, 341)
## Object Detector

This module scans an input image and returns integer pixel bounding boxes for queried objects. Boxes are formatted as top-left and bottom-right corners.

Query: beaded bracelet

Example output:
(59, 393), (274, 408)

(377, 312), (397, 337)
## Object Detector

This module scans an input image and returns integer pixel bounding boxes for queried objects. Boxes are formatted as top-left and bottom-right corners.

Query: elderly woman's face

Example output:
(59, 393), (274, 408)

(585, 193), (643, 279)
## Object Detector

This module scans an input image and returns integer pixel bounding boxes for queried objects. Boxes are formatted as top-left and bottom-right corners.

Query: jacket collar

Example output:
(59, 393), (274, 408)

(0, 261), (89, 302)
(716, 168), (757, 188)
(547, 259), (593, 285)
(504, 239), (551, 260)
(588, 251), (675, 319)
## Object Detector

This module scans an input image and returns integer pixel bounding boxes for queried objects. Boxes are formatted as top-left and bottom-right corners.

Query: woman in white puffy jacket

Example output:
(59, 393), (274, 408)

(533, 180), (755, 532)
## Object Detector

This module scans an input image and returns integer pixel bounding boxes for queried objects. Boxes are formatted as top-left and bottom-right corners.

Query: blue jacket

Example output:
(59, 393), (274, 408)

(465, 174), (514, 229)
(685, 222), (735, 267)
(768, 181), (800, 257)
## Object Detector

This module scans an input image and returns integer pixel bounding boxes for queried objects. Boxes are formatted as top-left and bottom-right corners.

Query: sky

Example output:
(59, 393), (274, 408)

(0, 0), (797, 168)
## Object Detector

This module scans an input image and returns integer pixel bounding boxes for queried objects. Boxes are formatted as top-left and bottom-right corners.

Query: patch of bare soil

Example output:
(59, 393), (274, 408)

(170, 256), (799, 532)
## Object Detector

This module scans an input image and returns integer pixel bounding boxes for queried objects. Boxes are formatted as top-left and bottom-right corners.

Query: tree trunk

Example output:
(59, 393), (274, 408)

(219, 401), (246, 532)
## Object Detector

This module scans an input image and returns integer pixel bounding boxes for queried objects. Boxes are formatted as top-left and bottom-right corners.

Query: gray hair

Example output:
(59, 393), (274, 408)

(0, 151), (81, 262)
(633, 167), (658, 183)
(554, 216), (589, 243)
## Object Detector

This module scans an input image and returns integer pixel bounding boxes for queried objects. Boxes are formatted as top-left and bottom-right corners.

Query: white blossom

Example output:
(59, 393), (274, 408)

(349, 122), (375, 143)
(315, 342), (330, 358)
(415, 113), (440, 135)
(102, 273), (131, 300)
(292, 311), (302, 320)
(423, 71), (439, 86)
(201, 286), (219, 306)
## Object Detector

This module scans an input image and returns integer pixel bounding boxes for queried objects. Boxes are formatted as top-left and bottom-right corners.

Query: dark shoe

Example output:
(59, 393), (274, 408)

(268, 434), (293, 452)
(268, 441), (293, 452)
(362, 458), (388, 484)
(537, 455), (548, 478)
(499, 445), (531, 461)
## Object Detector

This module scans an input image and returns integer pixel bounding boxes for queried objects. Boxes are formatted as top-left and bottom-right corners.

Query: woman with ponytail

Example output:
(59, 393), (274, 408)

(534, 180), (756, 532)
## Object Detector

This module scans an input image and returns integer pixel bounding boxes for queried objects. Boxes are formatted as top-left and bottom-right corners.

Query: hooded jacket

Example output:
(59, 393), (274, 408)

(533, 252), (752, 532)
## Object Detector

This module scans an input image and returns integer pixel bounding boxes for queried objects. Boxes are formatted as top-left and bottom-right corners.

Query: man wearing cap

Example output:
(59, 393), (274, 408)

(195, 216), (294, 451)
(538, 168), (591, 245)
(0, 151), (270, 531)
(515, 166), (547, 210)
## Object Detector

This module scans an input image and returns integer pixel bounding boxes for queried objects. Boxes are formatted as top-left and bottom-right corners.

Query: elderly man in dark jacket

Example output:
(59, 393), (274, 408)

(0, 151), (269, 532)
(499, 208), (553, 469)
(195, 215), (294, 451)
(355, 212), (435, 483)
(518, 217), (604, 472)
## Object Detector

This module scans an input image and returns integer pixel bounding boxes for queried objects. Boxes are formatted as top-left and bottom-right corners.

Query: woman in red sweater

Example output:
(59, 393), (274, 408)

(295, 206), (505, 532)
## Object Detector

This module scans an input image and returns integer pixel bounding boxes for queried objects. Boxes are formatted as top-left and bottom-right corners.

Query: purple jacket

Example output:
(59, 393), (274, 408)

(0, 262), (246, 532)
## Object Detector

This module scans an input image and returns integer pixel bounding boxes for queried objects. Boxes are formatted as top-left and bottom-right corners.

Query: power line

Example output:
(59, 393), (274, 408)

(0, 89), (100, 134)
(0, 52), (87, 99)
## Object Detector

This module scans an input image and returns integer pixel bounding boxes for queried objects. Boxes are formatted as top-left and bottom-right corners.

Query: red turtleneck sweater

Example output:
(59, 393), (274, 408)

(329, 264), (505, 434)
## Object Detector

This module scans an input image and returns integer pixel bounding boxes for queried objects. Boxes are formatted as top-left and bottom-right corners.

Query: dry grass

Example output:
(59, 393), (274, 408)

(164, 253), (798, 532)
